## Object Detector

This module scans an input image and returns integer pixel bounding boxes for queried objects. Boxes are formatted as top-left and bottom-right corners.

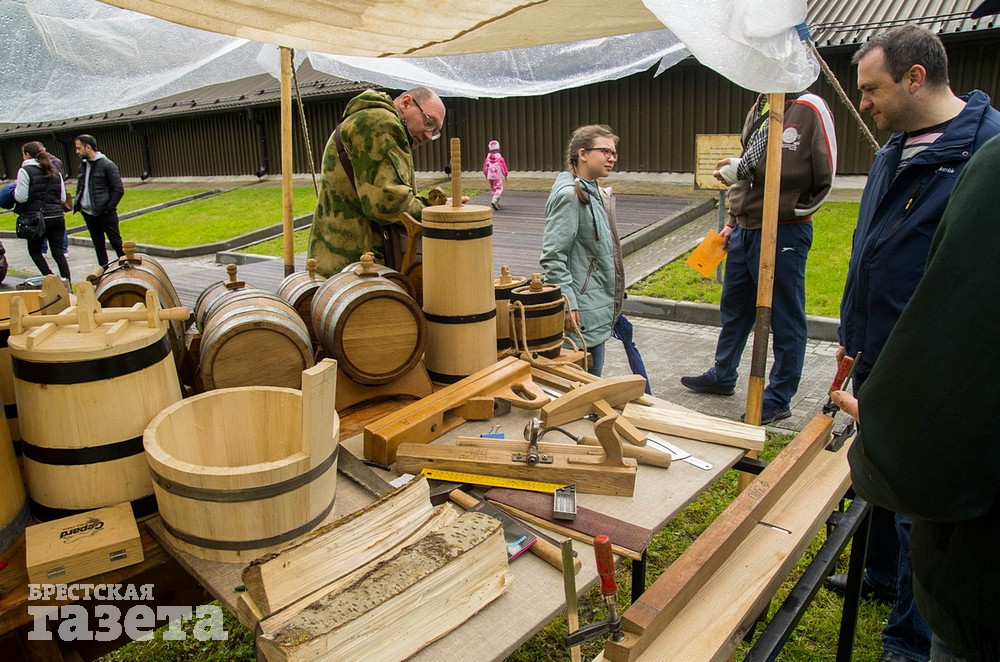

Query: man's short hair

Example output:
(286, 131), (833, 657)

(75, 134), (98, 150)
(852, 25), (950, 87)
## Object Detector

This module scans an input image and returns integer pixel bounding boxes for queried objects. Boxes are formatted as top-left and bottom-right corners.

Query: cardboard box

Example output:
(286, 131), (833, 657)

(26, 503), (144, 584)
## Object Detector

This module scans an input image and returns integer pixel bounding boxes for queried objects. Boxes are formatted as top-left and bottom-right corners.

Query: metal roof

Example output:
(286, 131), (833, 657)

(809, 0), (1000, 47)
(0, 61), (372, 137)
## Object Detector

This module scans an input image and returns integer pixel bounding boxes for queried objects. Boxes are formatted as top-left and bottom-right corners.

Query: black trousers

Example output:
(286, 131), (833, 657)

(81, 210), (124, 266)
(26, 215), (70, 280)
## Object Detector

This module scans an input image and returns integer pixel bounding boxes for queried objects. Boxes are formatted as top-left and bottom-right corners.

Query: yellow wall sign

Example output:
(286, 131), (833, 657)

(695, 134), (743, 191)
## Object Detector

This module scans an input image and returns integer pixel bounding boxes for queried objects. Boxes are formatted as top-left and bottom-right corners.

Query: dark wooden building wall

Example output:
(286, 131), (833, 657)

(3, 35), (998, 181)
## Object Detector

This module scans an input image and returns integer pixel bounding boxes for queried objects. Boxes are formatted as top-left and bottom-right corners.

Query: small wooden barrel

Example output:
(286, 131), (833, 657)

(0, 278), (72, 450)
(199, 291), (314, 391)
(10, 311), (182, 521)
(494, 266), (528, 357)
(194, 263), (255, 332)
(421, 202), (497, 384)
(510, 273), (565, 359)
(0, 417), (28, 562)
(276, 259), (327, 345)
(312, 254), (425, 385)
(90, 242), (188, 374)
(144, 361), (340, 563)
(342, 260), (415, 299)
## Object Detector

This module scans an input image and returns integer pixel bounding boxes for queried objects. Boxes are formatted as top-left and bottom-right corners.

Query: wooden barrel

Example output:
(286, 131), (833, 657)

(144, 361), (340, 563)
(9, 309), (182, 521)
(421, 202), (497, 384)
(0, 416), (28, 562)
(90, 242), (188, 374)
(199, 291), (314, 391)
(276, 258), (327, 345)
(311, 253), (425, 385)
(342, 259), (415, 299)
(194, 263), (255, 332)
(494, 266), (528, 357)
(0, 278), (72, 450)
(509, 273), (565, 359)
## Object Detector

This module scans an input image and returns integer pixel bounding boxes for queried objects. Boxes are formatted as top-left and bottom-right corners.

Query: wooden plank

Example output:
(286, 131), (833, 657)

(597, 436), (853, 662)
(455, 436), (671, 468)
(622, 401), (766, 451)
(395, 443), (637, 496)
(603, 413), (832, 662)
(256, 511), (511, 662)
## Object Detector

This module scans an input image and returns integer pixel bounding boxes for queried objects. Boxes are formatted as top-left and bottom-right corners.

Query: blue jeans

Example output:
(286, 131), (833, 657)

(882, 514), (932, 661)
(705, 222), (811, 410)
(588, 342), (606, 376)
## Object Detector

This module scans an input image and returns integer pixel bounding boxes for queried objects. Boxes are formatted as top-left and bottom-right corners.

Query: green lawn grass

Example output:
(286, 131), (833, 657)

(628, 202), (858, 318)
(91, 186), (316, 248)
(0, 189), (210, 231)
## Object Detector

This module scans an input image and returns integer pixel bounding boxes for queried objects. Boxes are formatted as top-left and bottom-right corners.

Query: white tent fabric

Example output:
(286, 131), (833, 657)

(1, 0), (817, 123)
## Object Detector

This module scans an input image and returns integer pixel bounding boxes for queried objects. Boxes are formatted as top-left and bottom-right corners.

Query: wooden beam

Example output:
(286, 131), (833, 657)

(280, 46), (294, 277)
(622, 402), (765, 451)
(603, 413), (832, 662)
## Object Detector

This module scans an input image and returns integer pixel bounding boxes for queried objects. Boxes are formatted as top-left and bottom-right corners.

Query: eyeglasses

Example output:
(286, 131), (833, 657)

(584, 147), (618, 160)
(411, 98), (442, 140)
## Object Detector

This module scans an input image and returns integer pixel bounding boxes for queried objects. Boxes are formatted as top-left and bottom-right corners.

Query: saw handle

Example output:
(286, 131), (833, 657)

(594, 534), (617, 597)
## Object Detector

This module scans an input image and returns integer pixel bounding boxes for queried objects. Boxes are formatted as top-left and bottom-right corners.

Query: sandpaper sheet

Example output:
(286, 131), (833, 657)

(485, 487), (653, 555)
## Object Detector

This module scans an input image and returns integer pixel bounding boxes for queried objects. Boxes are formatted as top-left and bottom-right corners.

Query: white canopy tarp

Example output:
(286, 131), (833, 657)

(1, 0), (818, 123)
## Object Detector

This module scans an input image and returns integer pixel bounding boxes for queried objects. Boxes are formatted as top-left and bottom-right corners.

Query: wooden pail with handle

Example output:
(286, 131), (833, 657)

(494, 266), (528, 358)
(198, 291), (314, 391)
(8, 284), (186, 521)
(311, 253), (425, 386)
(509, 273), (565, 359)
(0, 277), (71, 451)
(89, 241), (188, 375)
(276, 258), (327, 346)
(420, 138), (497, 384)
(0, 416), (28, 562)
(144, 360), (340, 563)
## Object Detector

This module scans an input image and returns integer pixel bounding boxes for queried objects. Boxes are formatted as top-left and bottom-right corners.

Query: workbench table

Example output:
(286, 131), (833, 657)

(0, 396), (744, 661)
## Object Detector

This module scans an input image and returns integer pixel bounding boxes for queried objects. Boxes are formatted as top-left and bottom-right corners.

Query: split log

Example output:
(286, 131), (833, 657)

(257, 511), (511, 662)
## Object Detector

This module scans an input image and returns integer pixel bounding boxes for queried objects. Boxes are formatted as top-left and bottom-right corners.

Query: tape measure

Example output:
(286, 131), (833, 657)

(421, 469), (564, 493)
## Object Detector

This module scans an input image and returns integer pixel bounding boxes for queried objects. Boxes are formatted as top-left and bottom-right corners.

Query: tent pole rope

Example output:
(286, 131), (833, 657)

(809, 40), (880, 153)
(289, 50), (320, 198)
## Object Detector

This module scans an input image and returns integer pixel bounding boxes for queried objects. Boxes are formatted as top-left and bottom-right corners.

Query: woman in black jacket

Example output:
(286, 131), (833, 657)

(14, 141), (71, 281)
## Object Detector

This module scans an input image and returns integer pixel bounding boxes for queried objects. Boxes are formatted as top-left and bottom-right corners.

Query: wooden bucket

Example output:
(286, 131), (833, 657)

(198, 291), (314, 391)
(311, 253), (425, 385)
(420, 201), (497, 384)
(0, 277), (71, 450)
(342, 259), (415, 299)
(494, 266), (528, 357)
(90, 242), (187, 374)
(0, 416), (28, 562)
(509, 273), (565, 359)
(9, 290), (183, 522)
(144, 360), (340, 563)
(194, 263), (255, 332)
(276, 258), (327, 346)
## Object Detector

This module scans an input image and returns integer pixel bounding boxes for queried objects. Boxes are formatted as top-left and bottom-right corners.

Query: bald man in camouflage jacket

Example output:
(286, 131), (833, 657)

(308, 87), (445, 276)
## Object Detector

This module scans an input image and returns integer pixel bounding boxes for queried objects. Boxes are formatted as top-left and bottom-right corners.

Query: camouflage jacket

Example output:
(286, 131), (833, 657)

(308, 90), (429, 276)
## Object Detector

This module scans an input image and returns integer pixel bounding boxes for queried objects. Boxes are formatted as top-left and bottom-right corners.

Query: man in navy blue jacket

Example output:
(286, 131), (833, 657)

(830, 25), (1000, 662)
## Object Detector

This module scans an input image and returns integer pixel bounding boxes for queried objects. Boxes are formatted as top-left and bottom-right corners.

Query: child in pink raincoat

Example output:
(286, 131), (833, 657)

(482, 140), (509, 209)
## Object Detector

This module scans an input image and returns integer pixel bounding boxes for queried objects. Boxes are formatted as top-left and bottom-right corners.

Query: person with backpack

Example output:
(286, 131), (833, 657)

(482, 140), (509, 209)
(14, 141), (71, 281)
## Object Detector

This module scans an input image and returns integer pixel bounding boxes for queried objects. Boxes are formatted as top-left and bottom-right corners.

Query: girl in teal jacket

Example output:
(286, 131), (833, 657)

(540, 125), (624, 375)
